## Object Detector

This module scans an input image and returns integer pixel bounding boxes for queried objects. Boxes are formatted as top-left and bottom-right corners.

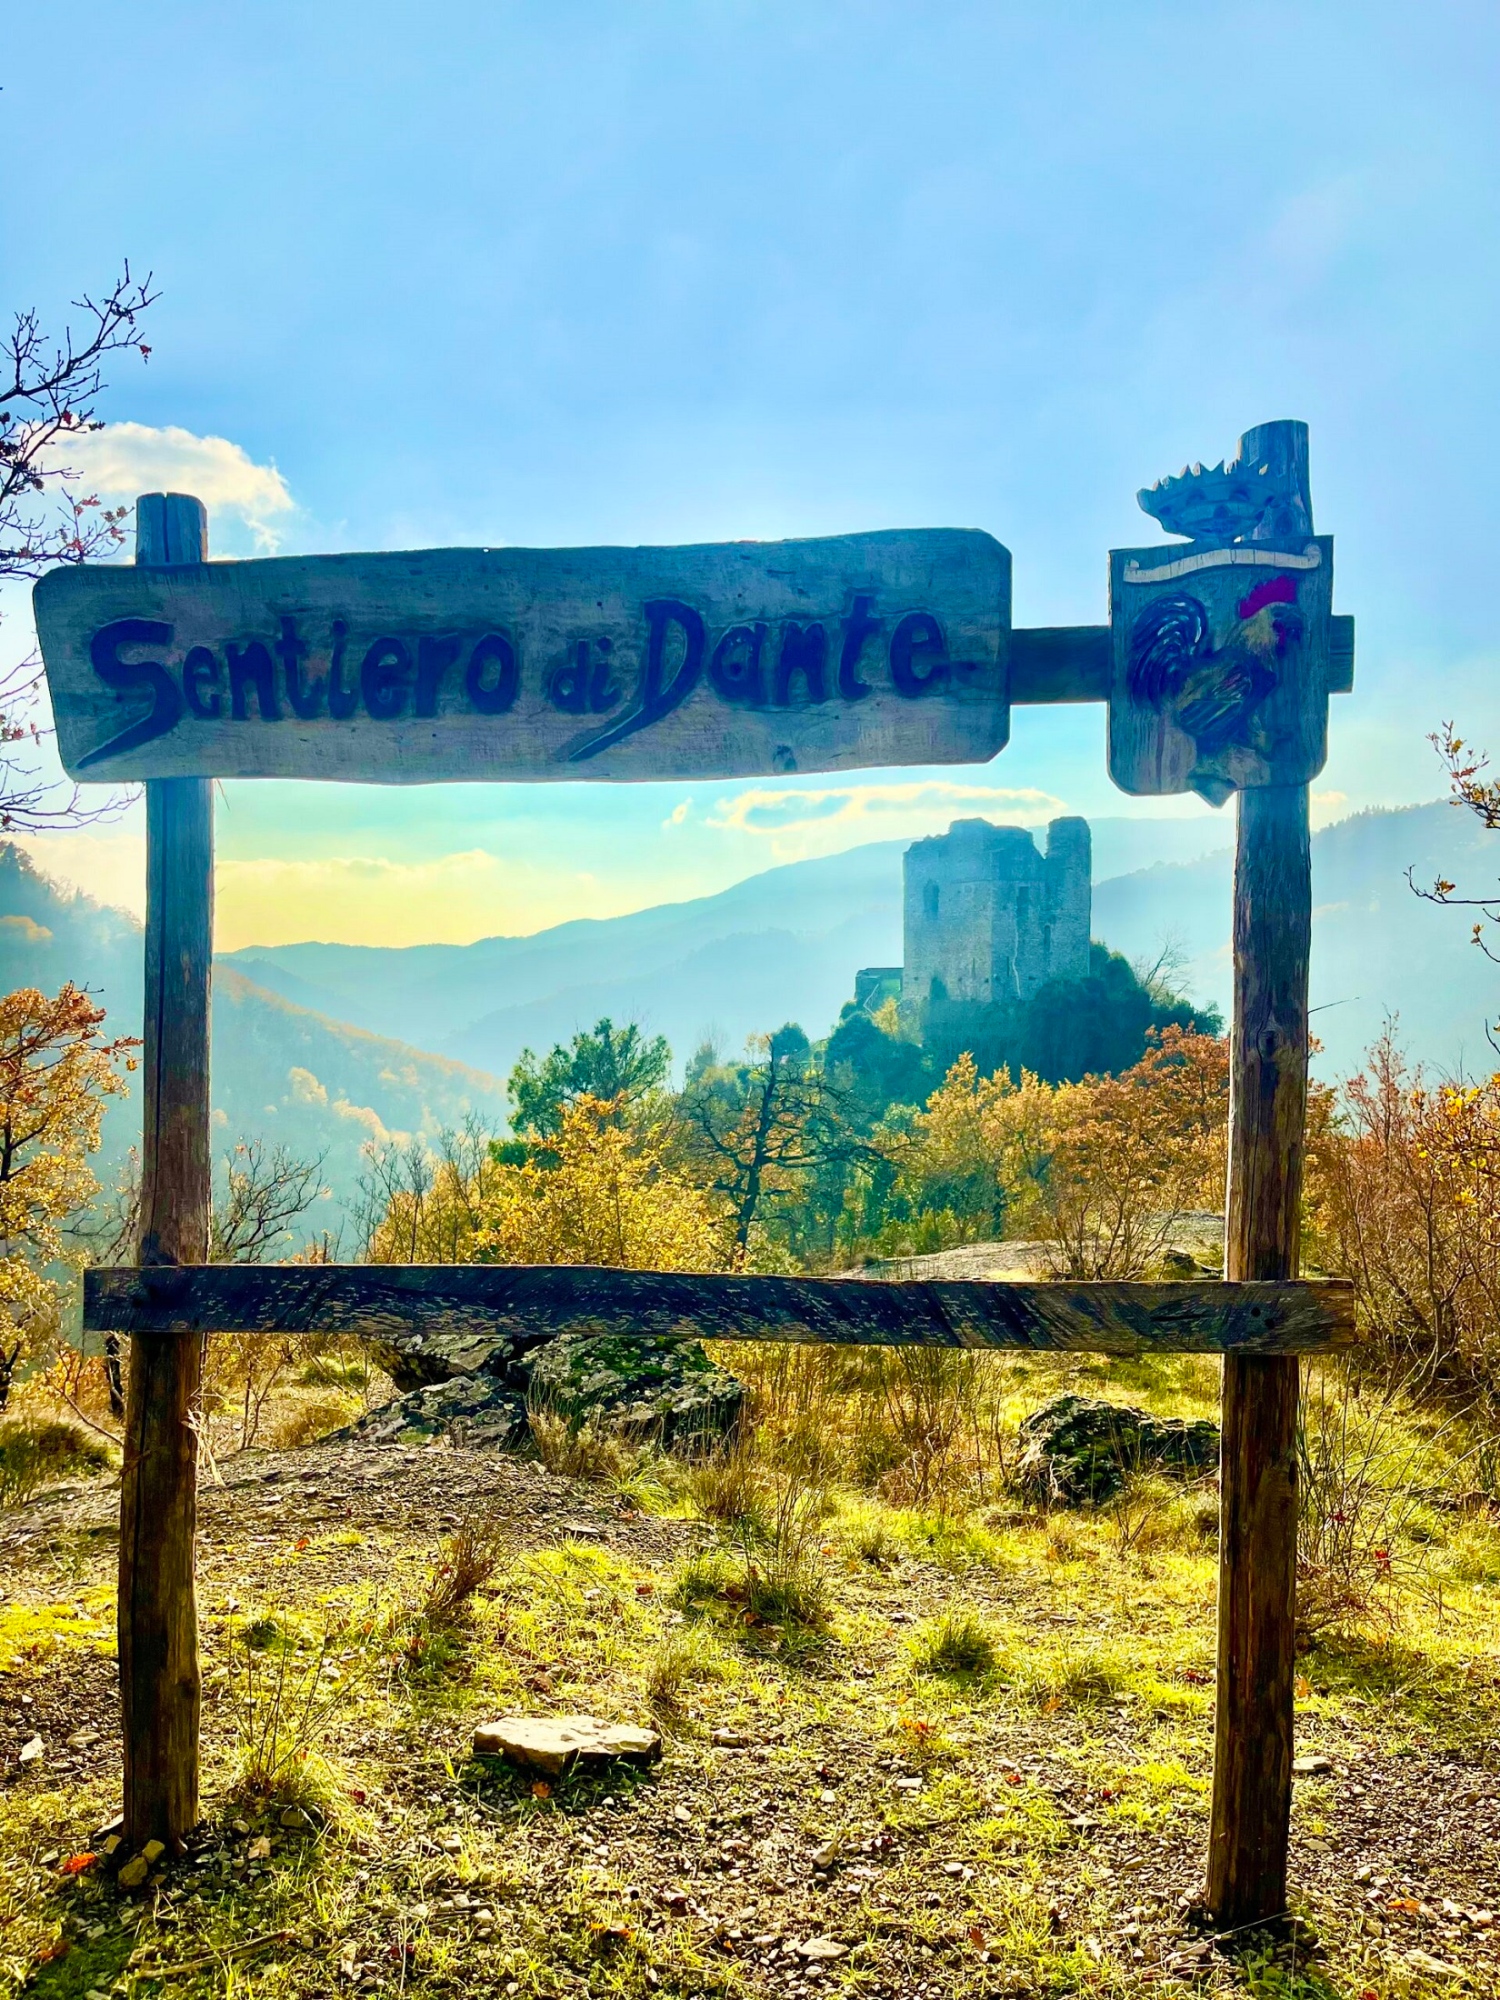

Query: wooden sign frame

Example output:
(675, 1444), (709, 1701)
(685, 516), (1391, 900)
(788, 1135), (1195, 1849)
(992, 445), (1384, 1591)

(59, 423), (1352, 1936)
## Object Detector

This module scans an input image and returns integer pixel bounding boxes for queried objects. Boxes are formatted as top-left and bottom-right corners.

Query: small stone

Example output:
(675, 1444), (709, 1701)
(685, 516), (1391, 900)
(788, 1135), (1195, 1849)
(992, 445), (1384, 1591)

(67, 1730), (101, 1750)
(231, 1818), (250, 1835)
(1292, 1755), (1333, 1776)
(102, 1835), (123, 1858)
(795, 1937), (847, 1962)
(18, 1735), (43, 1765)
(117, 1855), (150, 1890)
(473, 1714), (661, 1775)
(141, 1840), (166, 1865)
(810, 1841), (840, 1870)
(247, 1836), (271, 1860)
(711, 1730), (748, 1748)
(894, 1777), (923, 1792)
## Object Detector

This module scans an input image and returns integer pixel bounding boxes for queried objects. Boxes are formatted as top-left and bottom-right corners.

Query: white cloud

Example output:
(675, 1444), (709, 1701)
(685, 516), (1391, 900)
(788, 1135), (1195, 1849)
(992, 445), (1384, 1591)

(14, 825), (146, 919)
(52, 422), (295, 553)
(1311, 789), (1349, 829)
(707, 779), (1069, 861)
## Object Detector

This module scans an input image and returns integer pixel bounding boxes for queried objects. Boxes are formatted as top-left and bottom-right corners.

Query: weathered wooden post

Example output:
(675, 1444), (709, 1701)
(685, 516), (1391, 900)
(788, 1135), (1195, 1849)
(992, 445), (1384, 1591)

(1207, 781), (1310, 1923)
(119, 492), (213, 1848)
(1114, 421), (1337, 1927)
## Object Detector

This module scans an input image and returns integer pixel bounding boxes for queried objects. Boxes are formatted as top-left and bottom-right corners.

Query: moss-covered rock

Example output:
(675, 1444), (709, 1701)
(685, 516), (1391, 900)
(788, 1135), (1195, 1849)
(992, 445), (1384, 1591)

(343, 1326), (743, 1452)
(1015, 1392), (1219, 1506)
(523, 1331), (744, 1445)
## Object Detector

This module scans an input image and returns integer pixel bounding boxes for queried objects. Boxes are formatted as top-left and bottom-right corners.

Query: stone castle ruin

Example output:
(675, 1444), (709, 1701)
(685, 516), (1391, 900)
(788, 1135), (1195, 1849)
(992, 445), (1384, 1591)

(861, 816), (1092, 1012)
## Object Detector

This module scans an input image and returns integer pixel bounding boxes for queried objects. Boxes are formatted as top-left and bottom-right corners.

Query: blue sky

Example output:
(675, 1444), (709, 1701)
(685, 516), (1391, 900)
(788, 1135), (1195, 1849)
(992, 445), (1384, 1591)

(5, 1), (1498, 945)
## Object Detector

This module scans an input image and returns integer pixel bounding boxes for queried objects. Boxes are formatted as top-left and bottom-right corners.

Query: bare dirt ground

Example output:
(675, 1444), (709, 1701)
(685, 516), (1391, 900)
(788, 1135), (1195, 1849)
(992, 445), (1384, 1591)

(3, 1424), (1499, 2000)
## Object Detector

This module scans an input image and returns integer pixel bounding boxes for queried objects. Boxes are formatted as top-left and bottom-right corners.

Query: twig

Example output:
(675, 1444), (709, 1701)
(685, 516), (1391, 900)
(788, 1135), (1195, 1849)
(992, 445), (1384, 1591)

(131, 1928), (294, 1975)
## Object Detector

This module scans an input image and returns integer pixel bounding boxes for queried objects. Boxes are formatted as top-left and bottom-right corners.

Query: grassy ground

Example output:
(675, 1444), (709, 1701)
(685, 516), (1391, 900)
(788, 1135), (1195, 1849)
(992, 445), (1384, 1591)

(2, 1352), (1499, 2000)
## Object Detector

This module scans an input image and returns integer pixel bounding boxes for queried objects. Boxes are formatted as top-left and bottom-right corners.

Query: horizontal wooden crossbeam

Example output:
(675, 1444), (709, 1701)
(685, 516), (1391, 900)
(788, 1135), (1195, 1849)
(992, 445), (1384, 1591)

(85, 1264), (1354, 1355)
(1007, 615), (1355, 705)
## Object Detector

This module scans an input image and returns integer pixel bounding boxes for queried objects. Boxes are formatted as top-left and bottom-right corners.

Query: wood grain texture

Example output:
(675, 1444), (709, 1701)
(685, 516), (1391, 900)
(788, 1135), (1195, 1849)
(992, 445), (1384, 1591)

(120, 492), (212, 1852)
(36, 528), (1010, 783)
(979, 616), (1349, 708)
(1108, 537), (1335, 804)
(1206, 781), (1312, 1928)
(85, 1263), (1354, 1356)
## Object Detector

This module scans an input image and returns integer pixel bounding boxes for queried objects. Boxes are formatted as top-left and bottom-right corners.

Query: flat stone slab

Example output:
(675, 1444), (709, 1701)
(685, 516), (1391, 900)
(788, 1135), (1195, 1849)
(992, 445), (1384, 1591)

(473, 1714), (662, 1776)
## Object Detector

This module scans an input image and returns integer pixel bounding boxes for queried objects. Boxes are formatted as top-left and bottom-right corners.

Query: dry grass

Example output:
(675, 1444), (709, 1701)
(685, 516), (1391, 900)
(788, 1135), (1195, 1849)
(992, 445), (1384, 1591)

(528, 1405), (637, 1482)
(421, 1524), (506, 1628)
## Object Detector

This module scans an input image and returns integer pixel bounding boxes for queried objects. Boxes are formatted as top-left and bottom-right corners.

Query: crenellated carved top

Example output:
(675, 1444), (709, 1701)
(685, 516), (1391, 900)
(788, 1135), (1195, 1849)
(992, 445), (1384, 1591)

(1137, 420), (1314, 549)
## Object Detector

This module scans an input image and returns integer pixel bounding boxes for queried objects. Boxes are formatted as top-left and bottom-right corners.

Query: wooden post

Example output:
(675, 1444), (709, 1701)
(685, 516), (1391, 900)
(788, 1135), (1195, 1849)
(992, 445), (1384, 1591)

(1207, 781), (1311, 1927)
(119, 492), (213, 1849)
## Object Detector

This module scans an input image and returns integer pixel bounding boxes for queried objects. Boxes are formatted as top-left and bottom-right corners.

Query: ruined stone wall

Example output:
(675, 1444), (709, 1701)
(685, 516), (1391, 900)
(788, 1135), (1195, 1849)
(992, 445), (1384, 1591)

(1042, 817), (1091, 985)
(902, 815), (1092, 1005)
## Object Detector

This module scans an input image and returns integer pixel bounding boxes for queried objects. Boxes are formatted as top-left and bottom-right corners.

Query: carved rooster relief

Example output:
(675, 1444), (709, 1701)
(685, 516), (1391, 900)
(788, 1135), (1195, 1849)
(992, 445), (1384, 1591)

(1126, 572), (1303, 760)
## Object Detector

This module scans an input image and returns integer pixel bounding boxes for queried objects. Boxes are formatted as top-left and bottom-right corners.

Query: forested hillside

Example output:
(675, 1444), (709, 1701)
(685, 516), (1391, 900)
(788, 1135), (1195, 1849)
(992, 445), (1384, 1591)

(0, 848), (509, 1237)
(225, 801), (1500, 1086)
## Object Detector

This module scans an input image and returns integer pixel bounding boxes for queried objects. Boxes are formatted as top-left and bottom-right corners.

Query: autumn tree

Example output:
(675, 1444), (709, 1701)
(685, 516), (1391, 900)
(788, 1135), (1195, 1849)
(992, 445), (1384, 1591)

(882, 1052), (1054, 1246)
(1041, 1026), (1229, 1279)
(0, 984), (135, 1405)
(1, 267), (157, 828)
(1305, 1028), (1500, 1408)
(366, 1096), (719, 1272)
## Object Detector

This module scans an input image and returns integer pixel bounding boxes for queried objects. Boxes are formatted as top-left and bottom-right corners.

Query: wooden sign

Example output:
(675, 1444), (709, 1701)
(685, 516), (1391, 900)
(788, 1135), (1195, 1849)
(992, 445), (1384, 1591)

(1107, 535), (1334, 804)
(34, 527), (1011, 784)
(1107, 421), (1335, 805)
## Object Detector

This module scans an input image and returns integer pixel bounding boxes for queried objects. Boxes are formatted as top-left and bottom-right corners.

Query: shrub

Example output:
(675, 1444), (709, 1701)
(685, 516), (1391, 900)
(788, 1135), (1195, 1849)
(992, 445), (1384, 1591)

(0, 1419), (112, 1507)
(909, 1609), (1000, 1678)
(1295, 1366), (1449, 1642)
(271, 1391), (361, 1451)
(423, 1524), (506, 1628)
(222, 1609), (362, 1811)
(684, 1432), (770, 1535)
(643, 1624), (725, 1719)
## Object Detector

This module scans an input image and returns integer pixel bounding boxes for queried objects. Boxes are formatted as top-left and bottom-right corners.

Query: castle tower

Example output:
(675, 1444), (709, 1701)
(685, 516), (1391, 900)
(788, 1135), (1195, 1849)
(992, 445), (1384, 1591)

(902, 815), (1091, 1006)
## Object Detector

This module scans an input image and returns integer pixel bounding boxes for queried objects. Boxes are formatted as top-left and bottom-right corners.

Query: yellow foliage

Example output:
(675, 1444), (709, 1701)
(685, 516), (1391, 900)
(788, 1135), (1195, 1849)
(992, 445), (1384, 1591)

(889, 1027), (1229, 1276)
(894, 1053), (1052, 1241)
(0, 985), (134, 1380)
(371, 1095), (721, 1271)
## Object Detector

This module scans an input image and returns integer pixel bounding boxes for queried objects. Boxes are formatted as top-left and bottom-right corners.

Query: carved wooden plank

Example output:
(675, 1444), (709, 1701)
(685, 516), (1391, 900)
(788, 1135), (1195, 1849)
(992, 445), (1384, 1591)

(1207, 781), (1313, 1928)
(85, 1263), (1355, 1356)
(120, 493), (212, 1852)
(34, 528), (1010, 783)
(1108, 535), (1335, 805)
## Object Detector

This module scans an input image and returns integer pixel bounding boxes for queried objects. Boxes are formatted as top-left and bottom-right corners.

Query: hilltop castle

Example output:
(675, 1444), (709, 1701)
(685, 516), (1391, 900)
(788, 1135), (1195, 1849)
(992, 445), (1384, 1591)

(858, 816), (1092, 1013)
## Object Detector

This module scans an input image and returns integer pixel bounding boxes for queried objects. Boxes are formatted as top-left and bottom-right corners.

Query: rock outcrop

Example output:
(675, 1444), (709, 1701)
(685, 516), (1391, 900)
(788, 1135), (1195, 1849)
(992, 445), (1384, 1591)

(1014, 1392), (1220, 1505)
(345, 1320), (744, 1451)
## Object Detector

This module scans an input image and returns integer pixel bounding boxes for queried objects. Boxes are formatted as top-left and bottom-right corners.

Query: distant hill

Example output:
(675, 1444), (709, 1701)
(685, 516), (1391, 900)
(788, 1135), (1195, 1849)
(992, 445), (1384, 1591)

(223, 801), (1500, 1087)
(6, 798), (1495, 1239)
(0, 847), (508, 1243)
(1094, 801), (1500, 1079)
(222, 814), (1236, 1080)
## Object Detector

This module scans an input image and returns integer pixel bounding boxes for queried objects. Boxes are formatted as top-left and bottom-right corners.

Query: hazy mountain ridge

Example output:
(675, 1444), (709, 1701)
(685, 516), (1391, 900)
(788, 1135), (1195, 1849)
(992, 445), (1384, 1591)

(0, 848), (508, 1238)
(1093, 801), (1500, 1077)
(219, 802), (1494, 1084)
(4, 799), (1495, 1239)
